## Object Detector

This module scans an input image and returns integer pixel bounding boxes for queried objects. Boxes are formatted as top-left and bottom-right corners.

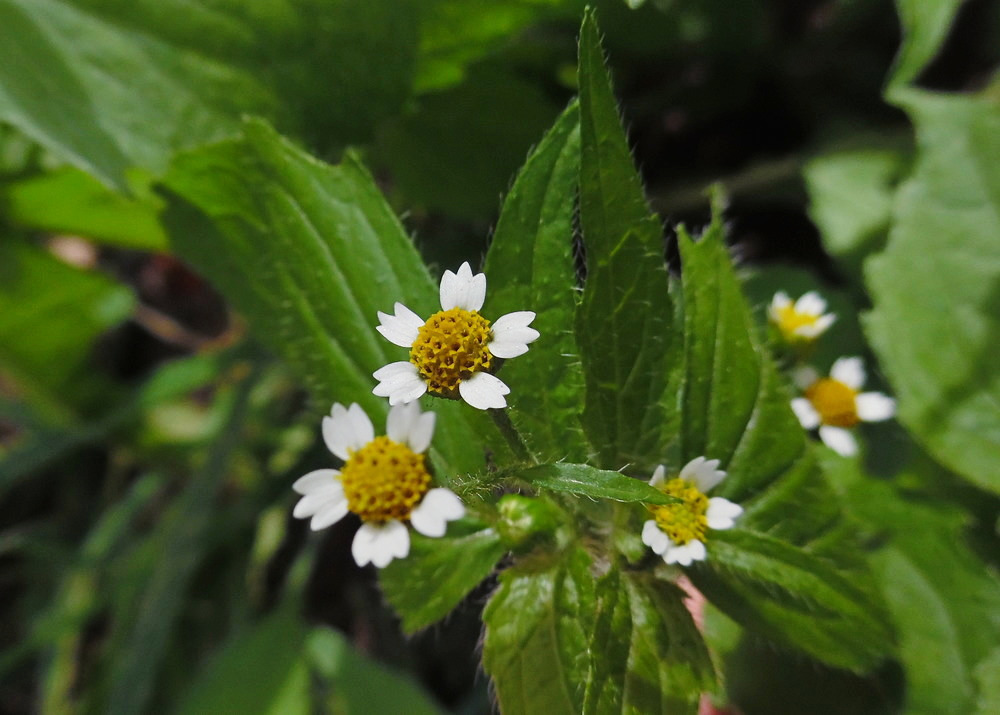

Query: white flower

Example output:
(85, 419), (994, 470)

(373, 262), (539, 410)
(768, 290), (836, 343)
(292, 402), (465, 568)
(641, 457), (743, 567)
(790, 357), (896, 457)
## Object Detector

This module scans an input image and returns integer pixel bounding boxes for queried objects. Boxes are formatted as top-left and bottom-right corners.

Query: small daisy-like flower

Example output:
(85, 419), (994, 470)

(641, 457), (743, 567)
(373, 262), (539, 410)
(292, 402), (465, 568)
(768, 291), (836, 343)
(791, 357), (896, 457)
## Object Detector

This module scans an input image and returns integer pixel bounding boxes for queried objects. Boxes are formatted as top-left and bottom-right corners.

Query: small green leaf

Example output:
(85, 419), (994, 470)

(574, 8), (677, 469)
(483, 100), (589, 463)
(379, 520), (505, 634)
(483, 549), (597, 715)
(887, 0), (963, 90)
(865, 88), (1000, 493)
(689, 529), (894, 673)
(518, 463), (676, 505)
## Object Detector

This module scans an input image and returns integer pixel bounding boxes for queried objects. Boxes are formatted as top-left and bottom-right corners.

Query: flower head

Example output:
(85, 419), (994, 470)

(373, 262), (539, 410)
(292, 402), (465, 568)
(768, 291), (836, 343)
(791, 357), (896, 457)
(641, 457), (743, 567)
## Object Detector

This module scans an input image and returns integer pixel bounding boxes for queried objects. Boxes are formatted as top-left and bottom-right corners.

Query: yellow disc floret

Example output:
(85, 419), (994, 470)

(775, 304), (820, 340)
(650, 478), (709, 546)
(805, 378), (859, 427)
(409, 307), (493, 396)
(339, 436), (431, 522)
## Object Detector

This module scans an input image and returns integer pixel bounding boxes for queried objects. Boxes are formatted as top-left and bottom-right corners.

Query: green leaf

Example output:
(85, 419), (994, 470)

(1, 167), (168, 250)
(483, 549), (597, 715)
(575, 9), (676, 468)
(689, 529), (894, 673)
(0, 0), (417, 188)
(161, 119), (496, 476)
(975, 649), (1000, 715)
(865, 88), (1000, 493)
(584, 571), (715, 714)
(518, 463), (676, 505)
(483, 100), (589, 463)
(887, 0), (963, 90)
(379, 520), (505, 633)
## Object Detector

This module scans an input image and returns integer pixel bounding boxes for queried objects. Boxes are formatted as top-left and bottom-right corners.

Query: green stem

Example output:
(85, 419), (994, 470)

(490, 409), (532, 463)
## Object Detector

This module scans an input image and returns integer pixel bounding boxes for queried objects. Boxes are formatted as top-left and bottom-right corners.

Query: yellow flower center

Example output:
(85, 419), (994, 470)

(409, 307), (493, 396)
(650, 478), (709, 546)
(775, 304), (820, 340)
(339, 436), (431, 523)
(805, 378), (859, 427)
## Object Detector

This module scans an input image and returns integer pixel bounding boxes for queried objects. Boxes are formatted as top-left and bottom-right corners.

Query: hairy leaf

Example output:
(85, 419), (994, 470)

(518, 463), (676, 505)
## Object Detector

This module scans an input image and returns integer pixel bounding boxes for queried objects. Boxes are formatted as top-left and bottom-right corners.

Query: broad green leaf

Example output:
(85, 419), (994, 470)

(0, 239), (133, 419)
(173, 605), (311, 715)
(161, 119), (497, 476)
(975, 649), (1000, 715)
(865, 88), (1000, 493)
(518, 463), (676, 505)
(483, 101), (589, 463)
(584, 571), (714, 714)
(483, 549), (597, 715)
(827, 457), (1000, 714)
(575, 9), (676, 468)
(689, 529), (894, 673)
(0, 0), (417, 189)
(887, 0), (963, 90)
(379, 520), (505, 633)
(1, 167), (167, 250)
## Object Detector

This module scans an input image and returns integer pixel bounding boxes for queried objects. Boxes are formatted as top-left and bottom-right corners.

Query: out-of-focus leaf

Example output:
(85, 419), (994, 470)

(575, 9), (676, 469)
(518, 463), (676, 505)
(865, 88), (1000, 493)
(975, 649), (1000, 715)
(162, 119), (497, 476)
(1, 167), (167, 250)
(0, 0), (417, 189)
(483, 101), (589, 462)
(308, 628), (445, 715)
(887, 0), (963, 90)
(689, 529), (894, 673)
(379, 519), (505, 633)
(483, 549), (597, 715)
(584, 571), (714, 714)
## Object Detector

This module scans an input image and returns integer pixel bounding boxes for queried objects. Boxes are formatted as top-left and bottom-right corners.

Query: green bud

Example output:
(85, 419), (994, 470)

(496, 495), (566, 552)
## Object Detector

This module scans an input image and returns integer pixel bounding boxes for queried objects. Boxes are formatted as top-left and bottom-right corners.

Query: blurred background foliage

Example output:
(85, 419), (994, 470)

(0, 0), (998, 713)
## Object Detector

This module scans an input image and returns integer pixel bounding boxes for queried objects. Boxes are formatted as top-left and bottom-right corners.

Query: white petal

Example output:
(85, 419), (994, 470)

(292, 469), (340, 495)
(686, 540), (707, 561)
(642, 520), (670, 555)
(386, 401), (419, 443)
(819, 426), (858, 457)
(856, 392), (896, 422)
(457, 372), (510, 410)
(293, 483), (345, 518)
(440, 262), (483, 311)
(410, 488), (465, 537)
(795, 291), (826, 315)
(831, 356), (866, 390)
(322, 404), (354, 460)
(346, 403), (375, 449)
(706, 497), (743, 530)
(466, 272), (487, 312)
(678, 456), (705, 480)
(648, 464), (667, 487)
(489, 311), (540, 359)
(791, 397), (821, 430)
(376, 302), (424, 347)
(368, 521), (411, 568)
(351, 523), (380, 566)
(407, 410), (436, 454)
(791, 365), (819, 390)
(665, 541), (697, 566)
(439, 267), (460, 311)
(682, 457), (725, 492)
(769, 291), (791, 315)
(372, 362), (427, 405)
(309, 498), (350, 531)
(794, 313), (836, 338)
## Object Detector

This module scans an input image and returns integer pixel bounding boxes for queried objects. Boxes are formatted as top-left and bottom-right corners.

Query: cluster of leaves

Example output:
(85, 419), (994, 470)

(1, 1), (998, 714)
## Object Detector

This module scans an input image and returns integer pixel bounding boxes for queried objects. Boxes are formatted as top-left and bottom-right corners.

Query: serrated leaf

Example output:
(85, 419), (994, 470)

(483, 100), (589, 463)
(887, 0), (963, 90)
(584, 571), (714, 714)
(483, 549), (597, 715)
(688, 529), (894, 673)
(574, 9), (676, 468)
(161, 119), (496, 476)
(518, 463), (676, 505)
(379, 520), (505, 633)
(864, 88), (1000, 493)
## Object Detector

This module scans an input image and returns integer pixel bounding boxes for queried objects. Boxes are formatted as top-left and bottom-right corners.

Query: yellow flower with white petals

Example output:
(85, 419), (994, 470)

(373, 262), (539, 410)
(791, 357), (896, 457)
(641, 457), (743, 567)
(769, 291), (836, 343)
(292, 402), (464, 568)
